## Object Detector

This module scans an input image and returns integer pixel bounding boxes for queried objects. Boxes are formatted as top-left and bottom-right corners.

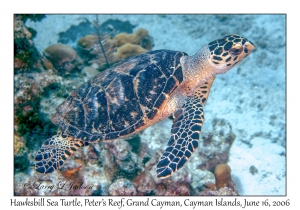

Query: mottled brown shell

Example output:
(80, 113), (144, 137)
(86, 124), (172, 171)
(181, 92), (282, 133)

(52, 50), (187, 142)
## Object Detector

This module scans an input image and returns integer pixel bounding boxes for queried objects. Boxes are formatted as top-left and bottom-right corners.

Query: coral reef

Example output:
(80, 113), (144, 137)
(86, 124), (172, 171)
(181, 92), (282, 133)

(13, 118), (240, 196)
(115, 43), (148, 59)
(18, 14), (46, 23)
(105, 139), (142, 180)
(58, 18), (135, 46)
(14, 134), (25, 155)
(43, 44), (83, 75)
(82, 66), (100, 78)
(14, 135), (29, 173)
(189, 168), (215, 195)
(14, 70), (62, 151)
(78, 35), (110, 49)
(62, 166), (82, 179)
(14, 14), (44, 73)
(78, 34), (116, 68)
(14, 70), (61, 109)
(57, 17), (140, 71)
(197, 118), (236, 172)
(214, 164), (233, 189)
(198, 164), (238, 196)
(133, 170), (156, 195)
(198, 187), (238, 196)
(164, 183), (190, 196)
(14, 172), (35, 196)
(14, 169), (96, 196)
(108, 178), (137, 196)
(77, 27), (153, 70)
(114, 28), (150, 48)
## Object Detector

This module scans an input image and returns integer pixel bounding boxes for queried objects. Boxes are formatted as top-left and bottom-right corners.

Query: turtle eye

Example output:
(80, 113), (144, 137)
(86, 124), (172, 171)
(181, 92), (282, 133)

(229, 46), (243, 55)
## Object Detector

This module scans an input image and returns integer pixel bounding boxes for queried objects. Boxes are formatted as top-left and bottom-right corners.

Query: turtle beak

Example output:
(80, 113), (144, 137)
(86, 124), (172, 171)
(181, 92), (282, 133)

(245, 40), (256, 53)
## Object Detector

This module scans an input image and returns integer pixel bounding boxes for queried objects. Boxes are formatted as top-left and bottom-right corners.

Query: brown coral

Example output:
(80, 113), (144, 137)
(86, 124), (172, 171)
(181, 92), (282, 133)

(214, 164), (232, 189)
(43, 44), (83, 75)
(198, 164), (238, 195)
(114, 28), (149, 47)
(78, 35), (115, 50)
(77, 27), (153, 70)
(115, 43), (148, 59)
(78, 34), (117, 69)
(43, 58), (55, 70)
(78, 35), (100, 49)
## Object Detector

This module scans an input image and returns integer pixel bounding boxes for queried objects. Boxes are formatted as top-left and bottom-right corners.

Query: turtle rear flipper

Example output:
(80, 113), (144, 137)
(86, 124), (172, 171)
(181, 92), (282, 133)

(156, 97), (204, 178)
(35, 134), (88, 173)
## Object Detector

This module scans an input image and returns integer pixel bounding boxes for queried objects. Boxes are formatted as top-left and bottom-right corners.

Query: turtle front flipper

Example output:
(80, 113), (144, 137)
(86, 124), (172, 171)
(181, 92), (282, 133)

(35, 134), (88, 173)
(156, 97), (204, 178)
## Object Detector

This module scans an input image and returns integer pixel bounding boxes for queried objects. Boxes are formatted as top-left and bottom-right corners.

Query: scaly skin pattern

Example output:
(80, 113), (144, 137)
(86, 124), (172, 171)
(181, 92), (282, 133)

(156, 34), (255, 178)
(180, 34), (255, 97)
(35, 34), (255, 176)
(156, 97), (204, 178)
(156, 77), (215, 178)
(35, 133), (89, 173)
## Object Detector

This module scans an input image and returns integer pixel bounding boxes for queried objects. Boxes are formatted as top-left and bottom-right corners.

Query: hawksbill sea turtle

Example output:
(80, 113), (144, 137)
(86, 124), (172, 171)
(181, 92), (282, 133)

(35, 34), (255, 178)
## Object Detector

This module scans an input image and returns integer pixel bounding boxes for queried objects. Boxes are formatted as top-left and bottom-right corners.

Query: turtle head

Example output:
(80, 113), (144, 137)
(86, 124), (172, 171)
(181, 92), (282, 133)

(207, 34), (256, 74)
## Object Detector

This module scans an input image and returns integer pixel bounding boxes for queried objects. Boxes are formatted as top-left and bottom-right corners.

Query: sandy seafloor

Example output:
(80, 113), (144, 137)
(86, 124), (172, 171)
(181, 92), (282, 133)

(22, 14), (286, 195)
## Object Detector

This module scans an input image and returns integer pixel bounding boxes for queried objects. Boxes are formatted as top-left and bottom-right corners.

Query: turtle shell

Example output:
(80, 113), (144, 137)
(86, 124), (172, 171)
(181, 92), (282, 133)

(51, 50), (187, 142)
